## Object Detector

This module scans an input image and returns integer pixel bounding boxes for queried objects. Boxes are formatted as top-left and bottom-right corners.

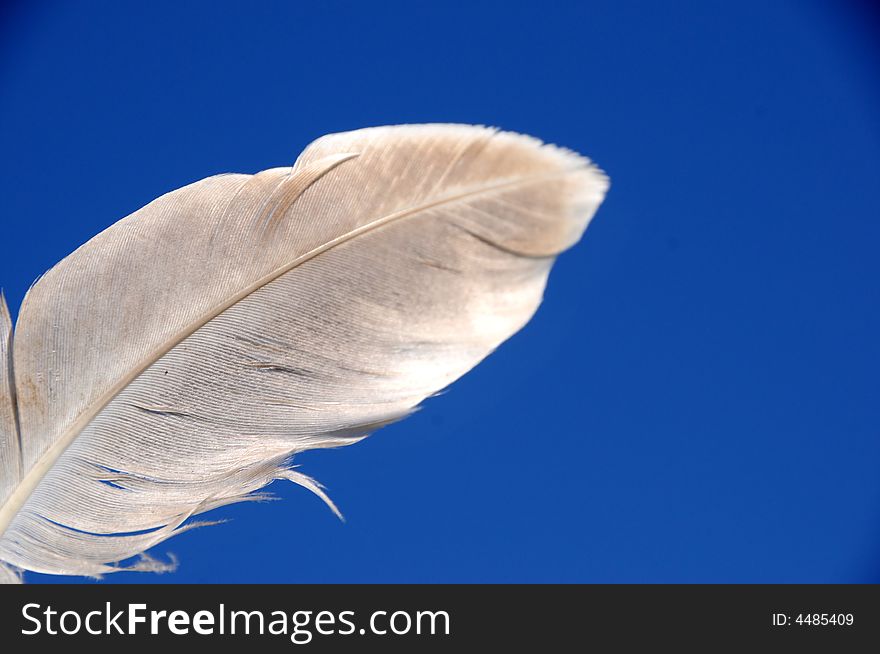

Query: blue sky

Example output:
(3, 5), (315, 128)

(1, 1), (879, 583)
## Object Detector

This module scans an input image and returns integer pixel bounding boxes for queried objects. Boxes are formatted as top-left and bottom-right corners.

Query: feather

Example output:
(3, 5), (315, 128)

(0, 124), (608, 580)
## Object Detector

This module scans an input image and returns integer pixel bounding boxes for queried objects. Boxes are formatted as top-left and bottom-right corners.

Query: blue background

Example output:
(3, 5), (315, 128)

(1, 1), (879, 583)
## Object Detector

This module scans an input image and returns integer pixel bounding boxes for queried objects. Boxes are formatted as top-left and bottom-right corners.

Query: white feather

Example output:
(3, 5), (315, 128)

(0, 124), (608, 579)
